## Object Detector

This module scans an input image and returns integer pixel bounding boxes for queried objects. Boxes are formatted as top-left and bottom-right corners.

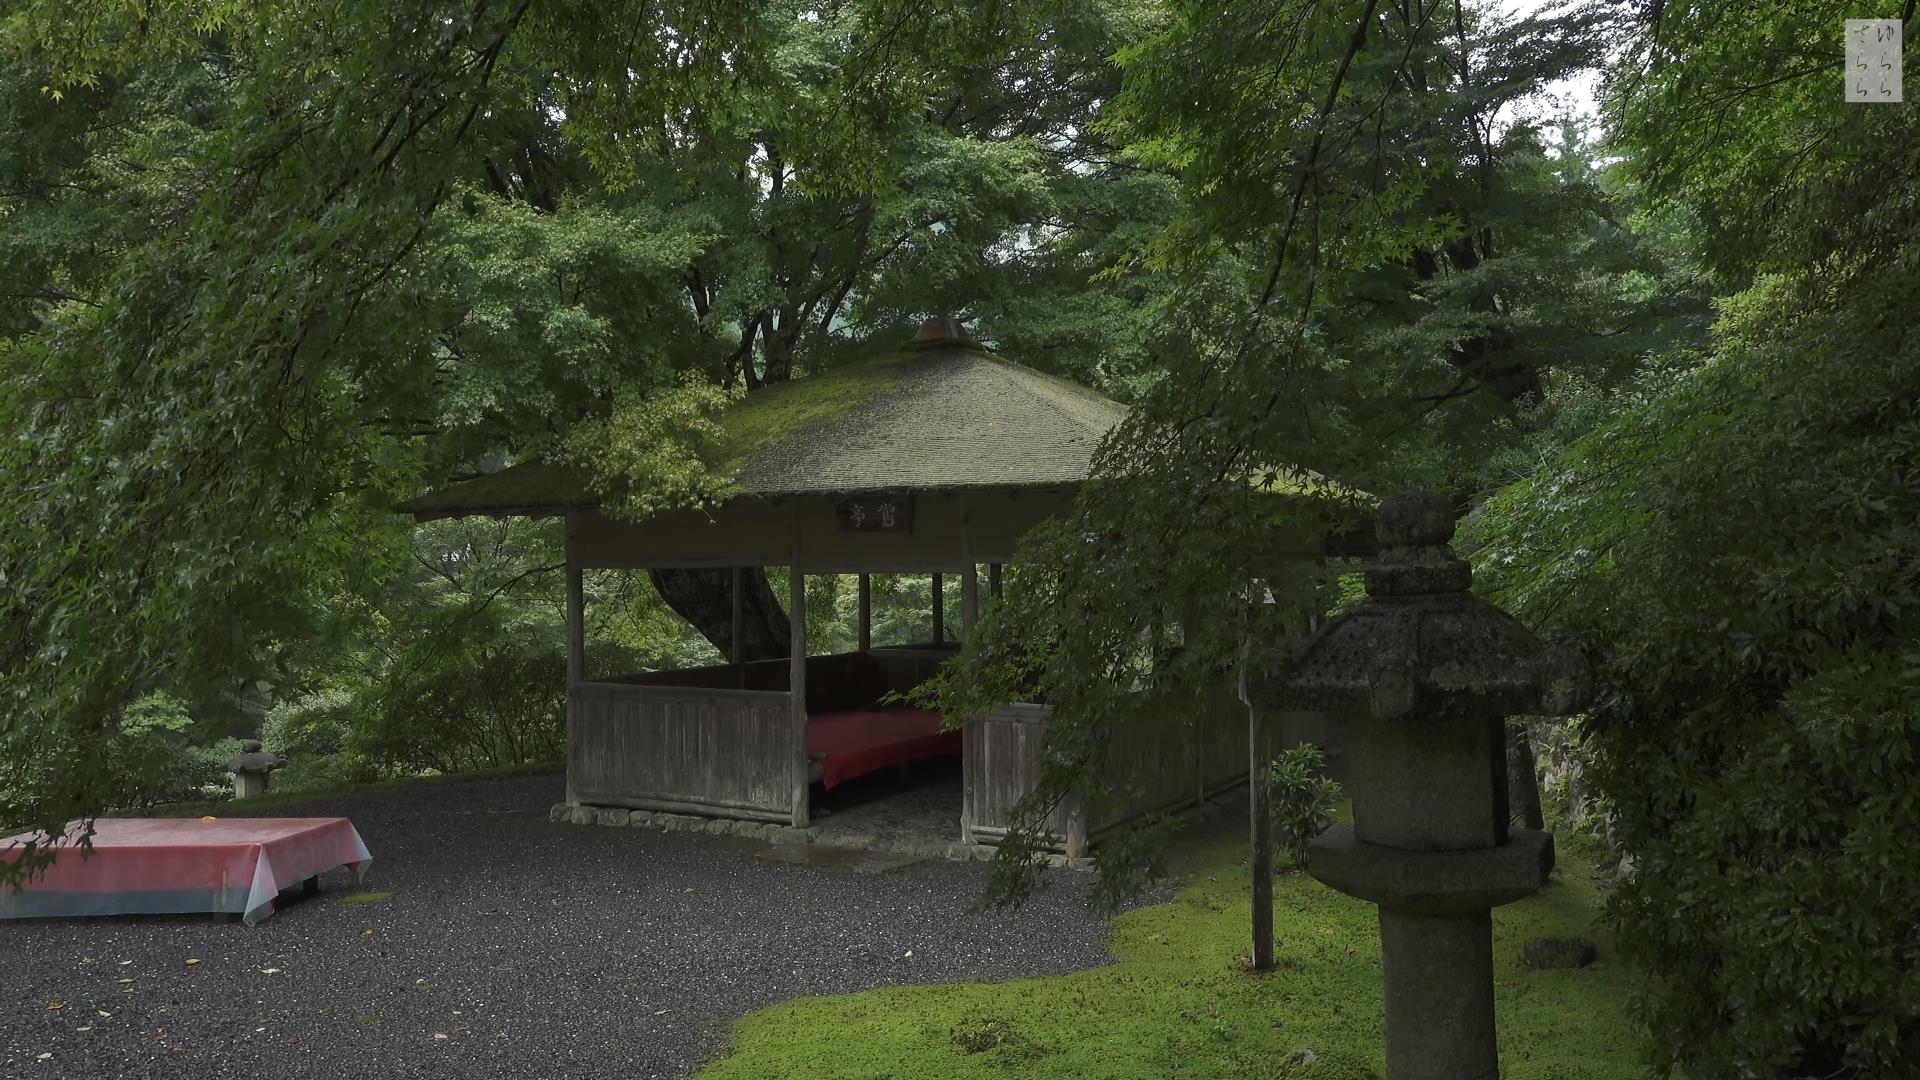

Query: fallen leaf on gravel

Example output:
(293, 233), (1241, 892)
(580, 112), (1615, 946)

(259, 968), (282, 975)
(36, 1053), (51, 1060)
(185, 959), (201, 966)
(654, 1009), (667, 1016)
(97, 1011), (111, 1018)
(433, 1033), (449, 1041)
(45, 1002), (62, 1010)
(201, 816), (217, 822)
(115, 979), (133, 985)
(683, 887), (695, 893)
(74, 1027), (92, 1033)
(355, 1015), (378, 1025)
(119, 960), (131, 966)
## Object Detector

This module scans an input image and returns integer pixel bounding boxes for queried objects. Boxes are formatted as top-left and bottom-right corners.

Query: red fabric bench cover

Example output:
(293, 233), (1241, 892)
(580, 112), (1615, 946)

(807, 709), (960, 790)
(1, 817), (373, 925)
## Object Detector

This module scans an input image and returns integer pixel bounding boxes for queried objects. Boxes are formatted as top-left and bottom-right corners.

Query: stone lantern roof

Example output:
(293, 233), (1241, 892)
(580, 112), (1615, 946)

(224, 740), (287, 776)
(1262, 491), (1587, 722)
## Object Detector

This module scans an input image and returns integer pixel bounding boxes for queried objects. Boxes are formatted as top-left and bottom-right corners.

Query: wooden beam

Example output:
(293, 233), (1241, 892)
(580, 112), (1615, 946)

(857, 573), (872, 652)
(931, 572), (945, 643)
(988, 562), (1003, 599)
(789, 560), (809, 828)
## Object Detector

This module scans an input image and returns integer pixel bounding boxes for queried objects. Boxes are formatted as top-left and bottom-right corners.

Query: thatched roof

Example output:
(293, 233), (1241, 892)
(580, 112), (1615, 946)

(399, 330), (1131, 519)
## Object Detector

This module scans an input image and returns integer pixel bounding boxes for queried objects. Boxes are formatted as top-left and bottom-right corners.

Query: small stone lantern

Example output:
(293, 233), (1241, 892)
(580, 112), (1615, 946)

(224, 740), (288, 800)
(1256, 491), (1588, 1080)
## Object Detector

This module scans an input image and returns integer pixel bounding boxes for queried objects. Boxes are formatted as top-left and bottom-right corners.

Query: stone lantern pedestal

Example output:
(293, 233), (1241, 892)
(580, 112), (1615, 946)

(1256, 491), (1587, 1080)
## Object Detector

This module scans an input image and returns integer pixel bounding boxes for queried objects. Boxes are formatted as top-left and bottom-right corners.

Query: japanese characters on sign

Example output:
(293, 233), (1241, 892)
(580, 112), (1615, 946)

(836, 494), (915, 533)
(1847, 19), (1904, 103)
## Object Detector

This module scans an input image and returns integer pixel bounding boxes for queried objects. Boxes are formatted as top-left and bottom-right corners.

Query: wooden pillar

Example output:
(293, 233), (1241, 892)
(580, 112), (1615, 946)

(960, 515), (979, 636)
(931, 573), (945, 643)
(988, 562), (1003, 600)
(564, 515), (585, 808)
(857, 573), (872, 652)
(730, 565), (746, 688)
(564, 517), (585, 687)
(789, 559), (809, 828)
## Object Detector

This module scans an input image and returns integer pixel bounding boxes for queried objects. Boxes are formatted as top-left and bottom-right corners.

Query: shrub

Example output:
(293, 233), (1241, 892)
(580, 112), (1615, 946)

(1269, 743), (1341, 867)
(357, 632), (566, 776)
(105, 694), (242, 810)
(1474, 269), (1920, 1076)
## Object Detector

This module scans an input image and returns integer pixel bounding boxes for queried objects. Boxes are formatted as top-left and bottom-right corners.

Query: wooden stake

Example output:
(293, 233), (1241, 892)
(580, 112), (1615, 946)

(1241, 622), (1275, 972)
(931, 572), (945, 643)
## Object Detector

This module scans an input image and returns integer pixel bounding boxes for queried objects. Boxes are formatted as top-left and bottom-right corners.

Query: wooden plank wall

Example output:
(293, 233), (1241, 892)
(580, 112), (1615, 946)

(964, 681), (1250, 851)
(962, 704), (1074, 846)
(568, 682), (798, 821)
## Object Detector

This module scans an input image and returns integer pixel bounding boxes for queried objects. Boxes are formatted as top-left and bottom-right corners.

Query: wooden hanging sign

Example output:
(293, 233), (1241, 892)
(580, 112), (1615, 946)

(836, 493), (914, 533)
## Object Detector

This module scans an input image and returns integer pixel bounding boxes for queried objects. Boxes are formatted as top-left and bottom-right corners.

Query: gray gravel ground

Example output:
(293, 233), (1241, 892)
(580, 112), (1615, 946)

(0, 774), (1150, 1080)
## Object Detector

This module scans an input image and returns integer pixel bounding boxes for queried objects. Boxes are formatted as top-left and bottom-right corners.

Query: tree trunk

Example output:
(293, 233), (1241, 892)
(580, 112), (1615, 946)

(1507, 719), (1545, 832)
(649, 567), (791, 662)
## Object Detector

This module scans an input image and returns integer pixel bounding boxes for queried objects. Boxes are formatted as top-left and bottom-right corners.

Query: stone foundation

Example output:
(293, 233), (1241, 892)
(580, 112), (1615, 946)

(545, 785), (1246, 874)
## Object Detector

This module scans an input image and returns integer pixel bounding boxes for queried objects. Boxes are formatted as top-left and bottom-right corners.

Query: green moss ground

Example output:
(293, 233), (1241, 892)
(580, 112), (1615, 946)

(696, 821), (1646, 1080)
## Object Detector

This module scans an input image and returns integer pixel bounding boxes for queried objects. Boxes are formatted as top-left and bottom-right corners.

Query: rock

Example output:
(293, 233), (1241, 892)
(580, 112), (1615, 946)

(629, 811), (656, 828)
(548, 804), (572, 823)
(568, 806), (596, 826)
(704, 819), (732, 835)
(971, 845), (996, 862)
(945, 843), (972, 862)
(1043, 854), (1069, 869)
(1289, 1048), (1318, 1065)
(1522, 936), (1597, 970)
(1067, 857), (1097, 873)
(597, 809), (631, 827)
(773, 826), (813, 844)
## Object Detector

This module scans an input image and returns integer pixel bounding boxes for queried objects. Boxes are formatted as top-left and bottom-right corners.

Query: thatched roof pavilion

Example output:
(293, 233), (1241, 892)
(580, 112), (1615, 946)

(399, 319), (1360, 852)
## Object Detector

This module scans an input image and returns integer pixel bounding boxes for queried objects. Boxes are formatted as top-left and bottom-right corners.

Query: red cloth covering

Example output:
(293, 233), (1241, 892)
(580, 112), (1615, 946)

(808, 708), (960, 790)
(1, 817), (373, 925)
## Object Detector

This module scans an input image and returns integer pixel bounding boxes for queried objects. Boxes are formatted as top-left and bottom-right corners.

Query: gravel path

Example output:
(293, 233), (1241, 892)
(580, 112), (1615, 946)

(0, 775), (1148, 1080)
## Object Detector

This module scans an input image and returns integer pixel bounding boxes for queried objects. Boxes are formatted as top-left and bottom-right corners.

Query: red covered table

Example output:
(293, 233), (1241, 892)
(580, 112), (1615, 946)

(1, 817), (373, 925)
(808, 708), (961, 790)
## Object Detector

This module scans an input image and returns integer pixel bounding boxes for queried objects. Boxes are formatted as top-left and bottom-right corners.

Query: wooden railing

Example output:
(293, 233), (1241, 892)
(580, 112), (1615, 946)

(962, 681), (1249, 854)
(568, 681), (799, 822)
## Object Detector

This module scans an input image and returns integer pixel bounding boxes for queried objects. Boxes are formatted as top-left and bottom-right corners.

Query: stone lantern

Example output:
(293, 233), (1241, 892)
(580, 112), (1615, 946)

(224, 740), (288, 800)
(1256, 490), (1588, 1080)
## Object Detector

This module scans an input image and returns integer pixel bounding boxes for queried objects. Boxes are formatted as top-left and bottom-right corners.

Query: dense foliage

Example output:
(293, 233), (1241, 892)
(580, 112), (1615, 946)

(1472, 5), (1920, 1072)
(1, 1), (1911, 1074)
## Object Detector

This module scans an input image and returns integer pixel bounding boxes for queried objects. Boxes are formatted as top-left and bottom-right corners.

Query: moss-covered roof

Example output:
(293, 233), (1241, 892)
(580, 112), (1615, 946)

(398, 341), (1133, 518)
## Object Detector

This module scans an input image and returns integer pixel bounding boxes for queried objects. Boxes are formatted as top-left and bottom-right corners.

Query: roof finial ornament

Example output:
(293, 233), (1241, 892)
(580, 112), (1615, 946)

(1365, 489), (1472, 597)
